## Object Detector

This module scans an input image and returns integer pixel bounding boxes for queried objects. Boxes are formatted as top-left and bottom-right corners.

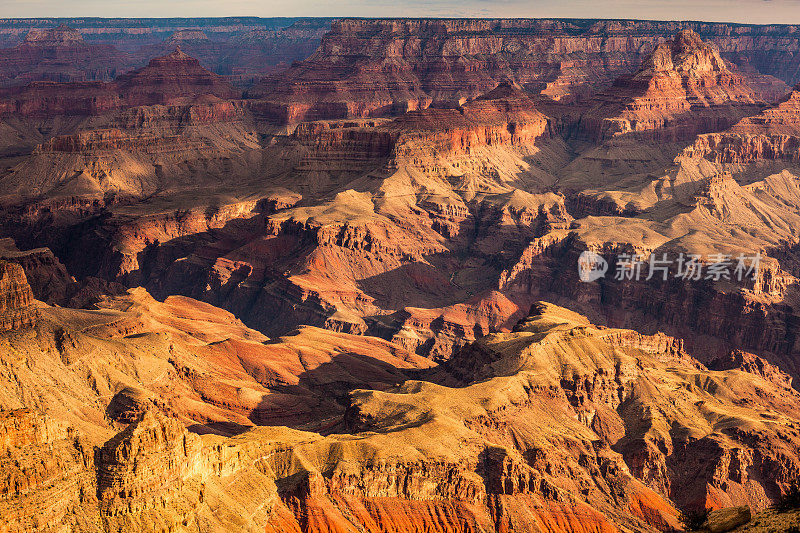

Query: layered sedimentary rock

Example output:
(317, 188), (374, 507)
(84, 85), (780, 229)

(0, 286), (433, 433)
(249, 19), (797, 125)
(0, 98), (260, 203)
(0, 18), (332, 87)
(0, 25), (133, 87)
(138, 20), (332, 85)
(0, 409), (98, 532)
(495, 171), (800, 374)
(114, 48), (239, 106)
(0, 82), (562, 356)
(0, 238), (123, 307)
(686, 83), (800, 164)
(5, 302), (800, 531)
(11, 15), (800, 533)
(0, 260), (37, 331)
(0, 48), (238, 118)
(579, 30), (786, 142)
(0, 81), (121, 117)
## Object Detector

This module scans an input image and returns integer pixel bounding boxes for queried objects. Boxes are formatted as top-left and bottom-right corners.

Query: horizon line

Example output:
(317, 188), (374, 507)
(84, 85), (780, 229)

(0, 15), (799, 26)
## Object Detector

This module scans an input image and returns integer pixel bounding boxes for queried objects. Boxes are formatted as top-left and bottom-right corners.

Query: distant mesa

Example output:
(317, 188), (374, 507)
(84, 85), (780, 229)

(22, 24), (85, 47)
(0, 47), (238, 116)
(167, 29), (211, 43)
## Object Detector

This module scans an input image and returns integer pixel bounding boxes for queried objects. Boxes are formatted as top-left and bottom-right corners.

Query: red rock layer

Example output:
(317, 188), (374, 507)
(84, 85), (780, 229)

(579, 30), (782, 142)
(0, 81), (121, 116)
(114, 48), (238, 106)
(6, 297), (800, 531)
(0, 410), (97, 532)
(249, 19), (794, 125)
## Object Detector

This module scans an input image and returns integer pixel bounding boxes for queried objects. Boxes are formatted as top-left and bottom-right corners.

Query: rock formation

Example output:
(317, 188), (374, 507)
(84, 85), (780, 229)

(579, 30), (785, 142)
(114, 48), (239, 106)
(248, 19), (792, 124)
(0, 18), (332, 89)
(0, 48), (239, 118)
(686, 82), (800, 164)
(0, 260), (37, 331)
(0, 25), (133, 87)
(3, 302), (800, 531)
(4, 19), (800, 533)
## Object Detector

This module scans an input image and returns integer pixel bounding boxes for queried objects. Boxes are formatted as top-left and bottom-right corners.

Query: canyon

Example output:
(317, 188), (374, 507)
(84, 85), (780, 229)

(3, 16), (800, 533)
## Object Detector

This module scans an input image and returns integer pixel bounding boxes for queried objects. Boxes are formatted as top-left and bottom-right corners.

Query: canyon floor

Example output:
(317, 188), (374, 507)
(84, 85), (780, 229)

(4, 17), (800, 533)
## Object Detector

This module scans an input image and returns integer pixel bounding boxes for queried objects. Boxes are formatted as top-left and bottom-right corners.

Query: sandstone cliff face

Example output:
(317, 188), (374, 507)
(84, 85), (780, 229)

(249, 19), (795, 125)
(10, 15), (800, 533)
(97, 410), (206, 530)
(0, 99), (261, 204)
(686, 84), (800, 164)
(0, 81), (122, 117)
(0, 409), (98, 532)
(114, 48), (239, 107)
(578, 30), (782, 143)
(0, 260), (37, 331)
(5, 82), (561, 351)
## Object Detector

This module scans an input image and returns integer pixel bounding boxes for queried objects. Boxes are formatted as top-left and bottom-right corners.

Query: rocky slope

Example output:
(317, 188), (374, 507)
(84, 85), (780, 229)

(0, 19), (332, 88)
(0, 286), (433, 436)
(4, 302), (800, 531)
(0, 48), (239, 118)
(6, 19), (800, 531)
(114, 48), (239, 106)
(0, 99), (261, 203)
(20, 83), (564, 349)
(0, 49), (262, 208)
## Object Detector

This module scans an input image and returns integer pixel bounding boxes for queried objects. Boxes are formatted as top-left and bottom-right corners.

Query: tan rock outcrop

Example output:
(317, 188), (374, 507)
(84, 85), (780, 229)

(0, 260), (37, 331)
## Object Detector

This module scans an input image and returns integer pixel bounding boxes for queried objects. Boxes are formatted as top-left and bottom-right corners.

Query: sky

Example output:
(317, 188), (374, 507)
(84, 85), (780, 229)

(2, 0), (800, 25)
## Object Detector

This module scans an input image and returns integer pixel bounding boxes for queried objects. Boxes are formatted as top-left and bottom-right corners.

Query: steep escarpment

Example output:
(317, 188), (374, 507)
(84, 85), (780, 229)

(0, 260), (37, 331)
(11, 15), (800, 533)
(0, 98), (261, 203)
(579, 30), (785, 143)
(5, 83), (562, 354)
(114, 48), (239, 106)
(0, 409), (98, 532)
(249, 19), (797, 125)
(686, 83), (800, 165)
(0, 25), (133, 87)
(495, 181), (800, 377)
